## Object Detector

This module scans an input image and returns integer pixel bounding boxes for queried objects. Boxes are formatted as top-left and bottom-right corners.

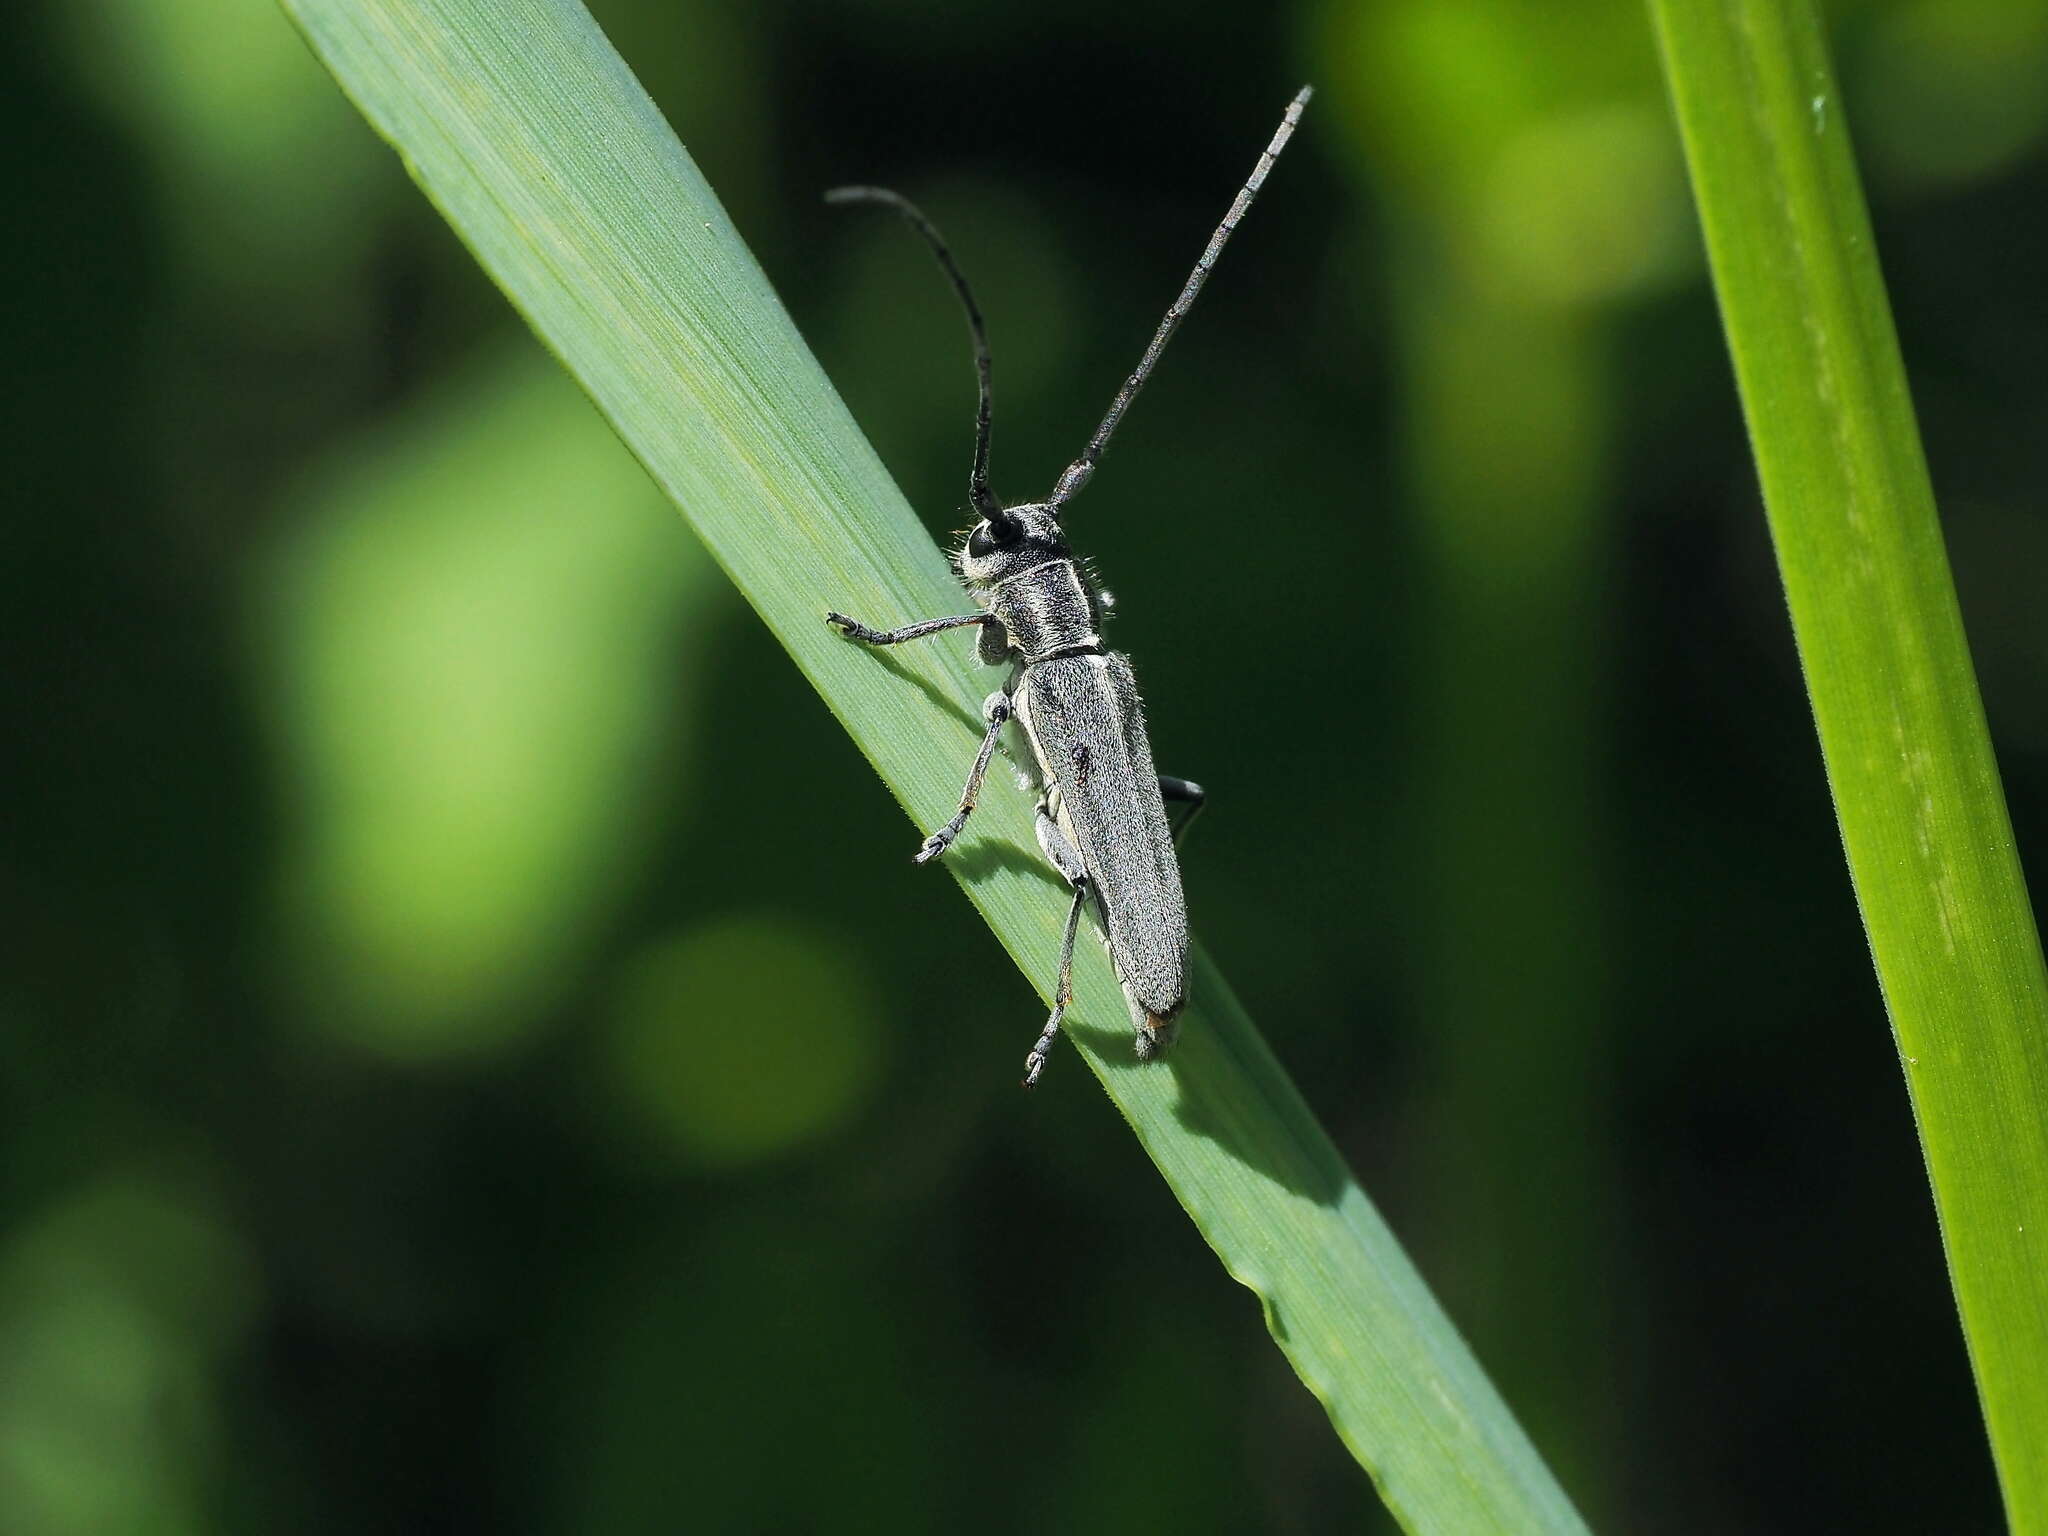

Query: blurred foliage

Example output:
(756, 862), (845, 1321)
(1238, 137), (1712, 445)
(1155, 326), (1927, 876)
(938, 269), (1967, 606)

(1855, 0), (2048, 191)
(3, 0), (2045, 1529)
(601, 916), (885, 1168)
(0, 1171), (259, 1535)
(259, 348), (710, 1059)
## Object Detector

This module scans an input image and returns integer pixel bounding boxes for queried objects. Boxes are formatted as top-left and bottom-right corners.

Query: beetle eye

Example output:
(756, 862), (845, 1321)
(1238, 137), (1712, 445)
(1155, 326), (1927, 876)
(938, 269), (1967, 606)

(968, 516), (1022, 558)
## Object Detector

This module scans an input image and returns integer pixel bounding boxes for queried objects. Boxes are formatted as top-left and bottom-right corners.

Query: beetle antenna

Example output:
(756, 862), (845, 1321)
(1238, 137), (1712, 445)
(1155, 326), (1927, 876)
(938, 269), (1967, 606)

(826, 186), (1006, 523)
(1048, 86), (1311, 511)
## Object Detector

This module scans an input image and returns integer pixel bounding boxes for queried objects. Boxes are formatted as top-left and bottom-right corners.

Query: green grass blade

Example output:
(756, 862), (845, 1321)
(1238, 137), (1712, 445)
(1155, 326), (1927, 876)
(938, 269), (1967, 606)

(276, 0), (1587, 1527)
(1648, 2), (2048, 1524)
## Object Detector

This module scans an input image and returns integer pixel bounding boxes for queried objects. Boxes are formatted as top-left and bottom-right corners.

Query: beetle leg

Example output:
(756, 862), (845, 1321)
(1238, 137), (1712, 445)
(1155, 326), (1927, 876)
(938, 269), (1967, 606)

(1024, 803), (1092, 1088)
(1159, 774), (1207, 848)
(1024, 879), (1089, 1089)
(826, 611), (990, 646)
(914, 691), (1012, 863)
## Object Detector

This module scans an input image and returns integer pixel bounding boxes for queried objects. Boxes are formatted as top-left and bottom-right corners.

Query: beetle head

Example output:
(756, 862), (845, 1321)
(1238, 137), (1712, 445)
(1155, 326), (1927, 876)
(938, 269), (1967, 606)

(957, 504), (1068, 585)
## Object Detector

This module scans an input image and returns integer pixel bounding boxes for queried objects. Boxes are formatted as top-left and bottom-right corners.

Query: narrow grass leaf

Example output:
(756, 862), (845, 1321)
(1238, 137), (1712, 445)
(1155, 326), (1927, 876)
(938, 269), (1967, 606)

(278, 0), (1588, 1527)
(1649, 2), (2048, 1525)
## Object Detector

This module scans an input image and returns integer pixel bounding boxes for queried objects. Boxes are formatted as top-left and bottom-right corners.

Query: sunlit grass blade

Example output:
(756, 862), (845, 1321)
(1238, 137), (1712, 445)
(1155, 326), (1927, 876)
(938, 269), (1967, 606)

(1648, 2), (2048, 1525)
(276, 0), (1587, 1526)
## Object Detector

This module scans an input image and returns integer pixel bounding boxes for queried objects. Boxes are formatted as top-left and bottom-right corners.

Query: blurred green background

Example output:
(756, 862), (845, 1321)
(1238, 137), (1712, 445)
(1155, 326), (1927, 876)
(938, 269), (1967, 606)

(6, 0), (2047, 1529)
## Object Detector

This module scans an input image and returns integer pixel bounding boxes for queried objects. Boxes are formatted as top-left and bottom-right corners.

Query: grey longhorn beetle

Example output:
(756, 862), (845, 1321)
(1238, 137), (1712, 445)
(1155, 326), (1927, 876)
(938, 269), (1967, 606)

(825, 87), (1310, 1087)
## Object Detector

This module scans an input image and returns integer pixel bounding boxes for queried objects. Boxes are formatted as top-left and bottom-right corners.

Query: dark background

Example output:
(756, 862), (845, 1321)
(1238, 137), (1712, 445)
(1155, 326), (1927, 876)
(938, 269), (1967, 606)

(6, 0), (2046, 1529)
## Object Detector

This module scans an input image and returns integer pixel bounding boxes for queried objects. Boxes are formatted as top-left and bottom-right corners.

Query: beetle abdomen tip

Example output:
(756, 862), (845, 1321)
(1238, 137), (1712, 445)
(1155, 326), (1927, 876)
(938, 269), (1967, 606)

(1134, 1012), (1181, 1061)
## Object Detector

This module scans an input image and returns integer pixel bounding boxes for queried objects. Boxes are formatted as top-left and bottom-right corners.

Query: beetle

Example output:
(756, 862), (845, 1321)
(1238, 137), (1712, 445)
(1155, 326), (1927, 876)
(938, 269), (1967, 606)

(825, 87), (1310, 1085)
